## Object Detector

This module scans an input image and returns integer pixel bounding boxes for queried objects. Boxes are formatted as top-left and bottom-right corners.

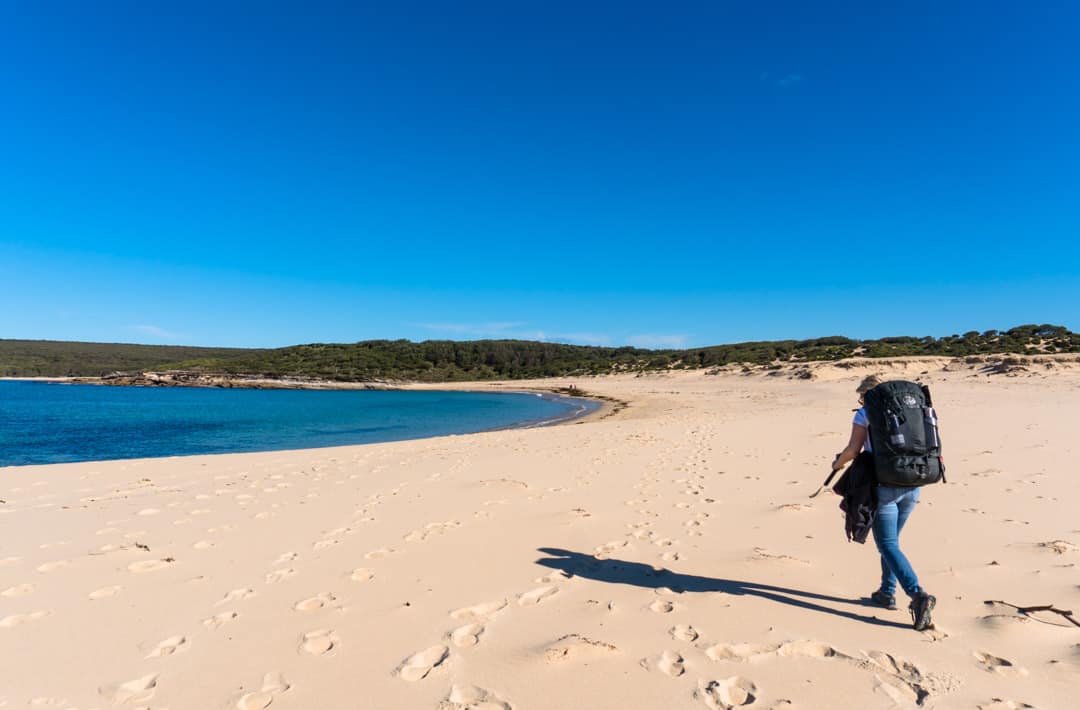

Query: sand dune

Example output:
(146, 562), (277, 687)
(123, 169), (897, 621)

(0, 360), (1077, 708)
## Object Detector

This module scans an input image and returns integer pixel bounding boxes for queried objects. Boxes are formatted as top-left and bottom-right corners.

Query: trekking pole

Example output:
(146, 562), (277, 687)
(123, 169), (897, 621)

(809, 469), (838, 498)
(809, 457), (842, 498)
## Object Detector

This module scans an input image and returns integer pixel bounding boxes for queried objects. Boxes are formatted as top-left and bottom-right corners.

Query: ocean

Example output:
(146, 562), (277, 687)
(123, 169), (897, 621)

(0, 381), (595, 467)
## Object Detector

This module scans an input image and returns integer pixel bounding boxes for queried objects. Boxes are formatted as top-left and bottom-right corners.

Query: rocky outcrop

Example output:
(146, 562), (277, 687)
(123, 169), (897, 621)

(75, 370), (394, 390)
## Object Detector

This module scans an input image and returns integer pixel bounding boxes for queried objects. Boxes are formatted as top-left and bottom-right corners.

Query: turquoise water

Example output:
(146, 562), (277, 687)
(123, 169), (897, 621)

(0, 381), (594, 467)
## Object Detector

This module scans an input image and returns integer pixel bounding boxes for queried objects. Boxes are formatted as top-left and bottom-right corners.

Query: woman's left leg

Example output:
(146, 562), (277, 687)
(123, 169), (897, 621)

(872, 486), (923, 598)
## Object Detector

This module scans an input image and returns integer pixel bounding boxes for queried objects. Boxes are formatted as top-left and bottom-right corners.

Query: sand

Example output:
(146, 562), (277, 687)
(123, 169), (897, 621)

(2, 358), (1078, 709)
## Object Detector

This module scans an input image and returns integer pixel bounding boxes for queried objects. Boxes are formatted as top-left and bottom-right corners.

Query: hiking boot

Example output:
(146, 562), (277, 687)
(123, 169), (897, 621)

(869, 590), (897, 610)
(909, 592), (936, 631)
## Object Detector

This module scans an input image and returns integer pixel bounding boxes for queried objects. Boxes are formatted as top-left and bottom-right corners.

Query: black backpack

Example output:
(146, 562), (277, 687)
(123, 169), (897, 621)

(862, 380), (945, 487)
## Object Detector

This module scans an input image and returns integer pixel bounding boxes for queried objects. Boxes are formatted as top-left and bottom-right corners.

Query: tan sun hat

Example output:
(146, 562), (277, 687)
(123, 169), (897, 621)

(856, 375), (882, 395)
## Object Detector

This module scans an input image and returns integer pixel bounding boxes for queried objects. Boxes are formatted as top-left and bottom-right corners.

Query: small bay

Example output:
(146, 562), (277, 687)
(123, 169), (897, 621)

(0, 381), (594, 466)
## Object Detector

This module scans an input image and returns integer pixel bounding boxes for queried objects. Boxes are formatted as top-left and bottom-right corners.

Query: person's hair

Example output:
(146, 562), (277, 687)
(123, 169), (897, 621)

(856, 375), (882, 395)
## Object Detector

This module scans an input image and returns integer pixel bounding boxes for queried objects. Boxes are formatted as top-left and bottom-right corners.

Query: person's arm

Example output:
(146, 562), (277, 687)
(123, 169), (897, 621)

(832, 423), (868, 472)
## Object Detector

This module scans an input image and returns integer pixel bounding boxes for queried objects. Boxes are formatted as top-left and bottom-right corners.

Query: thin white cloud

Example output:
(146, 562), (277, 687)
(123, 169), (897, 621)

(626, 334), (688, 349)
(132, 324), (185, 341)
(417, 322), (526, 337)
(545, 332), (613, 347)
(498, 329), (614, 347)
(777, 73), (802, 87)
(416, 322), (612, 346)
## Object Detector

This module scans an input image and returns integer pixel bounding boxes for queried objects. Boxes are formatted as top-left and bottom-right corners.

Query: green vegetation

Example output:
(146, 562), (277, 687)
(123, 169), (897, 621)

(2, 324), (1077, 381)
(0, 340), (258, 377)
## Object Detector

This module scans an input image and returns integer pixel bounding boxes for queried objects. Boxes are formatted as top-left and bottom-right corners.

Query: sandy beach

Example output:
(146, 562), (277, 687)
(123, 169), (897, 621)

(2, 359), (1078, 709)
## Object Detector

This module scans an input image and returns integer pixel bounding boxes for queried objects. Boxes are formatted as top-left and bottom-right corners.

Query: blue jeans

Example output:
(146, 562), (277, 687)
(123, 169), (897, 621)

(872, 485), (923, 598)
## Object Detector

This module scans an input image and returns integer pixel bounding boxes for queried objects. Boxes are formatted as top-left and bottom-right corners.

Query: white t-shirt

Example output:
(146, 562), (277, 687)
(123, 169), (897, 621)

(853, 407), (872, 452)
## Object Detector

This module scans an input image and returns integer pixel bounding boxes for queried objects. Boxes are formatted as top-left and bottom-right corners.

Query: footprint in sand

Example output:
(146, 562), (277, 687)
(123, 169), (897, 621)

(776, 641), (841, 659)
(922, 627), (949, 642)
(294, 593), (335, 611)
(36, 560), (69, 573)
(1037, 540), (1078, 554)
(696, 676), (757, 709)
(396, 644), (449, 681)
(128, 559), (174, 573)
(89, 585), (123, 600)
(751, 547), (809, 565)
(974, 651), (1028, 677)
(661, 551), (682, 562)
(0, 611), (50, 628)
(203, 611), (239, 629)
(404, 520), (461, 543)
(544, 634), (619, 663)
(136, 508), (161, 516)
(312, 538), (339, 552)
(265, 568), (297, 584)
(98, 673), (158, 704)
(365, 547), (395, 560)
(534, 570), (571, 584)
(518, 585), (559, 607)
(449, 623), (484, 648)
(442, 684), (511, 710)
(450, 600), (508, 620)
(647, 650), (685, 677)
(707, 640), (839, 663)
(299, 629), (337, 655)
(236, 672), (290, 709)
(977, 700), (1035, 710)
(274, 552), (299, 564)
(705, 643), (773, 662)
(594, 540), (628, 558)
(349, 568), (374, 583)
(193, 540), (214, 550)
(671, 624), (700, 642)
(2, 583), (34, 598)
(146, 635), (188, 658)
(217, 588), (256, 605)
(650, 600), (676, 614)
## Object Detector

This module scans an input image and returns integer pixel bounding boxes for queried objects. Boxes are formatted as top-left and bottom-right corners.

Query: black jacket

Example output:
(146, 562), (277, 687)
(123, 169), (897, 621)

(832, 451), (877, 544)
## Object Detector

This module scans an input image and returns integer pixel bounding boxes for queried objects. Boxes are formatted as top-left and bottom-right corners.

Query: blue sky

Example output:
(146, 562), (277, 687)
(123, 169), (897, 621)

(3, 1), (1078, 349)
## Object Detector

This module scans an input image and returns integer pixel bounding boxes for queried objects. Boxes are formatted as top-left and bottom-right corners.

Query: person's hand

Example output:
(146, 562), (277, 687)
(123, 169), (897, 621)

(831, 453), (843, 472)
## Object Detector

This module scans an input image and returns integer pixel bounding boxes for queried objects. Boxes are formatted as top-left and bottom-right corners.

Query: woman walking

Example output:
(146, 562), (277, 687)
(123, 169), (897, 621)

(832, 375), (936, 631)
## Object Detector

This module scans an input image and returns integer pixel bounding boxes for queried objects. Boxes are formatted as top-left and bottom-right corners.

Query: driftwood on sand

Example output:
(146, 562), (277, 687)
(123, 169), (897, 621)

(984, 600), (1080, 628)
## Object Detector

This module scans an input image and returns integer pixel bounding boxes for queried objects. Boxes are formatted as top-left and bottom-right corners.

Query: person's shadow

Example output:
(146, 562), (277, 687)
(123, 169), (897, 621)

(535, 547), (909, 629)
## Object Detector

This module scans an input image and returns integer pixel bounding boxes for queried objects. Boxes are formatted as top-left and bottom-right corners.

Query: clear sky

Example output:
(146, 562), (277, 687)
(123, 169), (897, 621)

(3, 1), (1078, 349)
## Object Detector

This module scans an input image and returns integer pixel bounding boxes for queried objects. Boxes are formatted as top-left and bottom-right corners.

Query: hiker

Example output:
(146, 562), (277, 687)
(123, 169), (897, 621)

(831, 375), (936, 631)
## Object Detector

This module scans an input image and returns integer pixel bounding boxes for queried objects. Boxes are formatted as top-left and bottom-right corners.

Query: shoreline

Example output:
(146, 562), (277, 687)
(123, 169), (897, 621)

(0, 383), (609, 469)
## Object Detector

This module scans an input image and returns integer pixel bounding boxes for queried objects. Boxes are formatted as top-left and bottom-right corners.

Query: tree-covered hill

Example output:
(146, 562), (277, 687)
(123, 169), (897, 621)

(2, 324), (1076, 381)
(0, 340), (258, 377)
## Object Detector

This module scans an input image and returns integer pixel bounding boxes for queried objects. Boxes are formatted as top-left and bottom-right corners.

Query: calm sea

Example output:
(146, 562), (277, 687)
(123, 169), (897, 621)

(0, 381), (595, 467)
